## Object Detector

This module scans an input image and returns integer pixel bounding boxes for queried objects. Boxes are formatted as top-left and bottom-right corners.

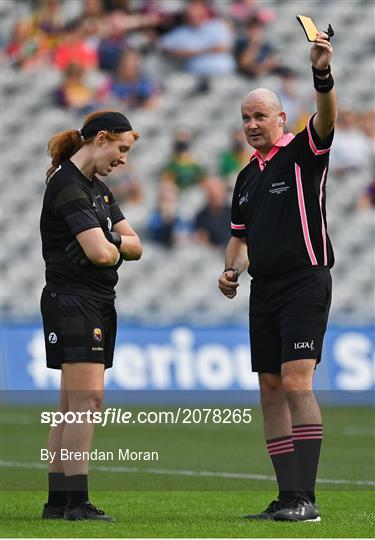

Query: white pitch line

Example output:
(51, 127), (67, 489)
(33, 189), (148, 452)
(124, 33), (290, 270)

(1, 414), (34, 425)
(0, 460), (374, 487)
(343, 427), (375, 437)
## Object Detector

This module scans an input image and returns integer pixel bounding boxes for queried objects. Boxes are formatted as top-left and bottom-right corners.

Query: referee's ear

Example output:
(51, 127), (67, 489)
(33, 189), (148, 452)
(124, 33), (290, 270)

(277, 112), (287, 126)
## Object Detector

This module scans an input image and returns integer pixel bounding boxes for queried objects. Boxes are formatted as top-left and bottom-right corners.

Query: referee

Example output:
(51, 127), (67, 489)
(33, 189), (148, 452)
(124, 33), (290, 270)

(218, 32), (337, 522)
(40, 110), (142, 521)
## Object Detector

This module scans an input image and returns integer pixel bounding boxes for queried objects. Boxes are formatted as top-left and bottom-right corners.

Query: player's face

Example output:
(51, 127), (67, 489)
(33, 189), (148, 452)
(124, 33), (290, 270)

(95, 131), (135, 176)
(241, 99), (284, 151)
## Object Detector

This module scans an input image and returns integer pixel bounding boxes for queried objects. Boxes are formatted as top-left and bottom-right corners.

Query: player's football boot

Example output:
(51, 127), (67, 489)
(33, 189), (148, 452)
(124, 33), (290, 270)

(243, 499), (288, 520)
(64, 501), (114, 521)
(274, 497), (321, 522)
(42, 503), (66, 519)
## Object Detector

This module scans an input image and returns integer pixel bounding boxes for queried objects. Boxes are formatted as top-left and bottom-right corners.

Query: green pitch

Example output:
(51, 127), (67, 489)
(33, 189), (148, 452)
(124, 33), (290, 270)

(1, 405), (374, 537)
(1, 490), (374, 538)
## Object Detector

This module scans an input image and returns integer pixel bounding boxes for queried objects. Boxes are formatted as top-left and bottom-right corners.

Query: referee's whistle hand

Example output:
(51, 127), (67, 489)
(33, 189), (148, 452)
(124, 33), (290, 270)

(218, 271), (239, 299)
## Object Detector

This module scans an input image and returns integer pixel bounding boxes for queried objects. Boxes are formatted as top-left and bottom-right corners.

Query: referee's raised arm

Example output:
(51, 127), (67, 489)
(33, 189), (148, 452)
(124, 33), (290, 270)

(310, 31), (338, 140)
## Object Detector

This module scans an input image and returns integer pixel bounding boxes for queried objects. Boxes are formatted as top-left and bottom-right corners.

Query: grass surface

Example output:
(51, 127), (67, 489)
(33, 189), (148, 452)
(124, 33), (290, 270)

(1, 490), (374, 538)
(1, 405), (374, 537)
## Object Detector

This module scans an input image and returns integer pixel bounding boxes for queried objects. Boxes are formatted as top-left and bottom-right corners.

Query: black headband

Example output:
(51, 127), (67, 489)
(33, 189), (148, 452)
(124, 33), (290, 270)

(80, 112), (133, 139)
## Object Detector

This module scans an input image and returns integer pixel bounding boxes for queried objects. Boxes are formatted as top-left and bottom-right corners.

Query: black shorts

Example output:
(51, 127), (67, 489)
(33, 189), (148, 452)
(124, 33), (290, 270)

(249, 268), (332, 373)
(41, 288), (117, 370)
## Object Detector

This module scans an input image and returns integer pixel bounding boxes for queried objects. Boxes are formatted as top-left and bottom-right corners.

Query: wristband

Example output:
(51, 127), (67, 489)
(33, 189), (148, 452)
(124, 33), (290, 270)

(312, 65), (331, 76)
(313, 72), (334, 93)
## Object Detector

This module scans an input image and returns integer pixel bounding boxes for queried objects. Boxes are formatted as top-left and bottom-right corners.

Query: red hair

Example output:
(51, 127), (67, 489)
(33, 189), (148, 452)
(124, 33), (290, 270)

(46, 109), (139, 181)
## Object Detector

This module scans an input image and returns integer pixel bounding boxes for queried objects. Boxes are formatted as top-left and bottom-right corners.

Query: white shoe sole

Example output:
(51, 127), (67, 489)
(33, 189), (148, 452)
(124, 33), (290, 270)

(275, 515), (321, 522)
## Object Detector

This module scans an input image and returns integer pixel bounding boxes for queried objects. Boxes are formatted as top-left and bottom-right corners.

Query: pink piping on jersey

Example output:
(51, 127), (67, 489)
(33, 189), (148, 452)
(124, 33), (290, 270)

(251, 132), (295, 171)
(307, 116), (331, 156)
(319, 167), (328, 266)
(231, 222), (246, 230)
(295, 163), (318, 266)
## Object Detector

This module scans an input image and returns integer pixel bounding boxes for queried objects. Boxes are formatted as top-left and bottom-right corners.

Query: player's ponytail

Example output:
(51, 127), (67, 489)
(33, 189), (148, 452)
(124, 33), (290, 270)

(46, 129), (85, 182)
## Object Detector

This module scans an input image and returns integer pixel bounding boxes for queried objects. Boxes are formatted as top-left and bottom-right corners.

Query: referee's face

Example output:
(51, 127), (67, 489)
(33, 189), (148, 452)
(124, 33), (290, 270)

(241, 98), (284, 152)
(94, 131), (135, 176)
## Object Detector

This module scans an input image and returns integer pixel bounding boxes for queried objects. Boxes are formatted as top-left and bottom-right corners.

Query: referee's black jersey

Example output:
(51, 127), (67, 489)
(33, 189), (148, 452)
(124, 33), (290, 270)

(231, 115), (335, 279)
(40, 160), (125, 302)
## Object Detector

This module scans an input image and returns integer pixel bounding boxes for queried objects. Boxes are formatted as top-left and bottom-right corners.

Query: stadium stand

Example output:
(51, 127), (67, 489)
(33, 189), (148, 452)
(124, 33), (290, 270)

(1, 0), (374, 323)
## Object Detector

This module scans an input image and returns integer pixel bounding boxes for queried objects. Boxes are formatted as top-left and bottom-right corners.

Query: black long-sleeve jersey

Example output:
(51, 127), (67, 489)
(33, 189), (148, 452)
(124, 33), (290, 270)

(40, 160), (125, 301)
(231, 115), (335, 279)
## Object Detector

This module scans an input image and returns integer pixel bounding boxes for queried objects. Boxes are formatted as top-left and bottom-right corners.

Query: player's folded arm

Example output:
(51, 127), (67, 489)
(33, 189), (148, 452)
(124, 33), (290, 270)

(113, 219), (143, 261)
(75, 228), (120, 267)
(55, 183), (119, 266)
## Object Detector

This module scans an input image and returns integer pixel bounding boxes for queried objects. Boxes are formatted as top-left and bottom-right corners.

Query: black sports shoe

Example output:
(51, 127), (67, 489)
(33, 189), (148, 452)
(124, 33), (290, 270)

(42, 503), (66, 519)
(243, 499), (288, 520)
(274, 497), (321, 522)
(64, 501), (114, 521)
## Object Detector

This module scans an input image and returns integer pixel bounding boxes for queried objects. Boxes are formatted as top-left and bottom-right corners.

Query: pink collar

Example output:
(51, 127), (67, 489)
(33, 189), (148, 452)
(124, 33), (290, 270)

(251, 132), (295, 171)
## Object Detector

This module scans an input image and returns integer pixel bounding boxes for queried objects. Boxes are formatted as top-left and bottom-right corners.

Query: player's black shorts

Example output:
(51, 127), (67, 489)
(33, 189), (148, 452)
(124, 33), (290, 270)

(41, 288), (117, 370)
(249, 268), (332, 373)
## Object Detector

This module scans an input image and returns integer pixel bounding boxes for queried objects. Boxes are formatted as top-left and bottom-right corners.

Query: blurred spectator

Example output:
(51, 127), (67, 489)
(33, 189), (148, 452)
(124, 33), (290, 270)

(358, 111), (375, 141)
(162, 129), (206, 190)
(53, 20), (98, 71)
(4, 18), (53, 70)
(105, 161), (143, 206)
(228, 0), (276, 26)
(54, 63), (97, 114)
(138, 0), (183, 36)
(357, 180), (375, 209)
(32, 0), (66, 34)
(160, 0), (235, 79)
(234, 14), (279, 78)
(218, 128), (249, 182)
(330, 109), (373, 176)
(101, 49), (159, 109)
(97, 9), (160, 71)
(276, 68), (308, 133)
(148, 183), (190, 247)
(97, 24), (128, 72)
(194, 177), (231, 247)
(358, 111), (375, 174)
(81, 0), (107, 19)
(102, 0), (131, 12)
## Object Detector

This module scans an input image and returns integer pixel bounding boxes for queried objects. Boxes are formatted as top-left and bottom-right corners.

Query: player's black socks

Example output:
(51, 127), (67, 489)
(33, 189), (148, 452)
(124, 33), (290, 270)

(266, 435), (297, 502)
(292, 424), (323, 503)
(47, 472), (67, 507)
(66, 474), (89, 508)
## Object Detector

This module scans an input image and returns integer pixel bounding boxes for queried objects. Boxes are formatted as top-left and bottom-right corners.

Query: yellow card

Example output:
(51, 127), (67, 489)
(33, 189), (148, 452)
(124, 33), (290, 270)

(296, 15), (319, 41)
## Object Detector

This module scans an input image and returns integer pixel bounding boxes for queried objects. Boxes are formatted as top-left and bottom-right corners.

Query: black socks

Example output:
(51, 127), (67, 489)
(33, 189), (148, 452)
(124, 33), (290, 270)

(267, 425), (323, 504)
(266, 435), (297, 502)
(65, 474), (89, 508)
(48, 473), (89, 508)
(47, 472), (67, 507)
(292, 424), (323, 503)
